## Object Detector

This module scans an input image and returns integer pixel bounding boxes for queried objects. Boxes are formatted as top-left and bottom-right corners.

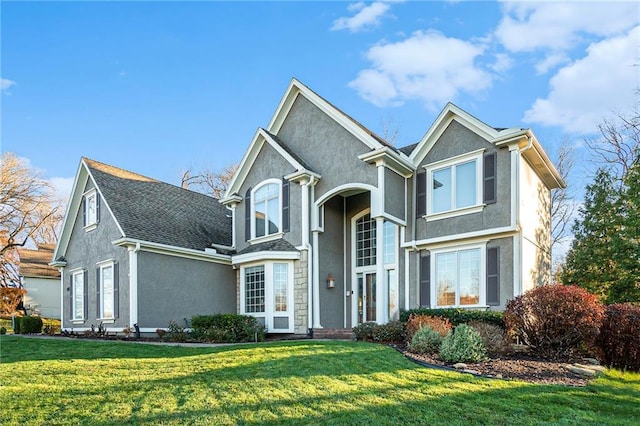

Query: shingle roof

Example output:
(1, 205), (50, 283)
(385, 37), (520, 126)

(398, 143), (419, 156)
(84, 158), (232, 251)
(18, 245), (60, 278)
(236, 238), (298, 255)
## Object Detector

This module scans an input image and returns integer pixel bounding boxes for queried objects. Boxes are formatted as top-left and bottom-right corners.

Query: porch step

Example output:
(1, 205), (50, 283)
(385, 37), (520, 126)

(312, 328), (355, 340)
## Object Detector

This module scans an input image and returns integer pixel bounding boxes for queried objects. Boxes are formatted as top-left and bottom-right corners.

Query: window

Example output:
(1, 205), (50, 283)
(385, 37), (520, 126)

(83, 190), (99, 228)
(383, 221), (396, 265)
(355, 214), (376, 267)
(241, 262), (293, 332)
(97, 261), (118, 319)
(432, 160), (477, 214)
(253, 182), (280, 238)
(435, 248), (481, 307)
(72, 271), (85, 321)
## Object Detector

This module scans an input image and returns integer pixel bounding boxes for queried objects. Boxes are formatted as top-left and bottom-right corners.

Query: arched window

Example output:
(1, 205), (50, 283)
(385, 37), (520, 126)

(253, 182), (280, 238)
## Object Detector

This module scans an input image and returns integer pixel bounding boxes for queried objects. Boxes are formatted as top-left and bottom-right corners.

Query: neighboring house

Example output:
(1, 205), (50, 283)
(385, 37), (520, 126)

(53, 78), (564, 335)
(52, 159), (236, 333)
(18, 244), (61, 319)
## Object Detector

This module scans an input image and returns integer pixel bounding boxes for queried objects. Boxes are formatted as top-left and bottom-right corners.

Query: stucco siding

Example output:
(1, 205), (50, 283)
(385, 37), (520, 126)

(318, 195), (346, 328)
(276, 96), (378, 200)
(137, 251), (236, 328)
(384, 168), (405, 221)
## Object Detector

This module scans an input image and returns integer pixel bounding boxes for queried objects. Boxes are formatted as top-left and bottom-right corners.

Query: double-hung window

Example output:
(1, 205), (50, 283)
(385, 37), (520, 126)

(97, 261), (118, 320)
(71, 270), (86, 321)
(253, 182), (280, 238)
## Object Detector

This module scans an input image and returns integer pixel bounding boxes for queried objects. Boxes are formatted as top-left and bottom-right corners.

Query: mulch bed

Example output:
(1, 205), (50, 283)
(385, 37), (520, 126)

(395, 345), (592, 386)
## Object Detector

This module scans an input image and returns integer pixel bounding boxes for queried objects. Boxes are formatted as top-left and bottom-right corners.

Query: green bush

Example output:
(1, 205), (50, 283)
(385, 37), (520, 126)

(165, 320), (189, 342)
(19, 316), (43, 334)
(0, 326), (6, 334)
(190, 314), (265, 343)
(371, 321), (404, 343)
(400, 308), (504, 328)
(352, 322), (377, 341)
(439, 324), (487, 363)
(13, 318), (21, 334)
(408, 326), (443, 355)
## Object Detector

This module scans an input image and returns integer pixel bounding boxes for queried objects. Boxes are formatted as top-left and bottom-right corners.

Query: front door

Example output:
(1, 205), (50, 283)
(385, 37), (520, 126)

(357, 272), (376, 324)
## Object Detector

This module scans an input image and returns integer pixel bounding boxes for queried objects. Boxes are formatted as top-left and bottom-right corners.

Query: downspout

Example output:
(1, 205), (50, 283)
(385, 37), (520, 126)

(129, 242), (141, 332)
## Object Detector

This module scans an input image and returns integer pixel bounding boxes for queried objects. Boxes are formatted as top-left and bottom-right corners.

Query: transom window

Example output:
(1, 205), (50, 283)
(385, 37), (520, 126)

(72, 271), (85, 320)
(253, 182), (280, 238)
(435, 248), (481, 307)
(356, 214), (376, 267)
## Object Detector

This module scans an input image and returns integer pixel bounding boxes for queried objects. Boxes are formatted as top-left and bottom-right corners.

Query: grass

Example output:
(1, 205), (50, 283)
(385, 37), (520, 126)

(1, 336), (639, 425)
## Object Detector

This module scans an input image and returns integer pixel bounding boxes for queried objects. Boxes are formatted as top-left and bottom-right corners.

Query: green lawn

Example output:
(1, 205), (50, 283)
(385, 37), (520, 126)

(1, 336), (638, 425)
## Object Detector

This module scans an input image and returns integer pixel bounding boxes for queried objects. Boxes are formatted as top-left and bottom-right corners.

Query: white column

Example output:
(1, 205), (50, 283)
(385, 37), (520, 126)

(128, 244), (139, 327)
(312, 229), (322, 328)
(376, 216), (387, 324)
(59, 268), (65, 326)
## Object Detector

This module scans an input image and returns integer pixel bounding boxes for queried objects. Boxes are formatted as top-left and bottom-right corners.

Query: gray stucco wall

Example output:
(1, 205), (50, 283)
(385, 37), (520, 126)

(137, 251), (236, 328)
(488, 236), (514, 310)
(235, 142), (301, 252)
(318, 195), (346, 328)
(276, 95), (378, 200)
(413, 120), (512, 240)
(62, 179), (129, 329)
(384, 168), (405, 221)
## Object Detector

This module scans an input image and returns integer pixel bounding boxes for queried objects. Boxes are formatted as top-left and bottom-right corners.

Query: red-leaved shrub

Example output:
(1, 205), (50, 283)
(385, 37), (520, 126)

(596, 303), (640, 371)
(404, 314), (452, 342)
(504, 285), (604, 359)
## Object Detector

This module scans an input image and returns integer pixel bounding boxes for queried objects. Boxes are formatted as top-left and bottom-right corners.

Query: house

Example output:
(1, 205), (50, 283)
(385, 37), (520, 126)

(53, 78), (564, 335)
(18, 244), (61, 319)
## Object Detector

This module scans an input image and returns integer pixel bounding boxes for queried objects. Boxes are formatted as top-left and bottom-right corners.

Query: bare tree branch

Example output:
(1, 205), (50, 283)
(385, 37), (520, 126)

(180, 164), (238, 199)
(551, 140), (576, 250)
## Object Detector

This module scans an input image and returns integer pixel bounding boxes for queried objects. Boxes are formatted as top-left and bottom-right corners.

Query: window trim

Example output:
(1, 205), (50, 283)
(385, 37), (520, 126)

(97, 260), (115, 321)
(424, 149), (484, 220)
(430, 243), (487, 309)
(71, 269), (85, 322)
(239, 261), (294, 333)
(250, 179), (282, 241)
(83, 189), (98, 231)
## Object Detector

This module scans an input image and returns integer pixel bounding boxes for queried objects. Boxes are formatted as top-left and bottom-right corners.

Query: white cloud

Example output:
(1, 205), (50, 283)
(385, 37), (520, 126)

(349, 30), (492, 108)
(1, 78), (16, 92)
(496, 2), (638, 53)
(49, 177), (75, 204)
(331, 1), (396, 33)
(491, 53), (514, 73)
(534, 53), (569, 75)
(524, 26), (640, 133)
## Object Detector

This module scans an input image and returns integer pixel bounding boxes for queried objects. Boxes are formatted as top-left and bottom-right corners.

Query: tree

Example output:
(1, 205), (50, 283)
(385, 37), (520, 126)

(550, 140), (576, 257)
(0, 153), (60, 287)
(180, 164), (238, 199)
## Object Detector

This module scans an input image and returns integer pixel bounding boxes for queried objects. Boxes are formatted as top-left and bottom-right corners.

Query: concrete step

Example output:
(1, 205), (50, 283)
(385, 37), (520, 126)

(312, 328), (354, 340)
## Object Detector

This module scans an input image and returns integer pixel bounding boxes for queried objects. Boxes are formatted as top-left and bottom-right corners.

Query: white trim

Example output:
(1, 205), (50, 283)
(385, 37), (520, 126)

(59, 268), (65, 326)
(404, 225), (518, 250)
(424, 205), (484, 222)
(248, 232), (285, 246)
(97, 260), (116, 320)
(82, 188), (98, 230)
(404, 245), (410, 310)
(315, 183), (378, 207)
(70, 269), (85, 321)
(112, 238), (232, 264)
(128, 243), (140, 328)
(232, 250), (300, 266)
(423, 148), (485, 170)
(358, 148), (414, 177)
(250, 179), (283, 240)
(430, 242), (487, 309)
(312, 230), (321, 328)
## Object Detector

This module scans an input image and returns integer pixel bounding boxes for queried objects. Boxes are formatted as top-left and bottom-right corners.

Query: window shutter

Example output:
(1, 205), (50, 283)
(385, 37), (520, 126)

(96, 267), (101, 318)
(68, 274), (73, 320)
(113, 262), (119, 318)
(282, 178), (290, 233)
(419, 252), (431, 307)
(83, 270), (88, 319)
(244, 188), (252, 241)
(416, 170), (426, 217)
(96, 193), (101, 223)
(487, 247), (500, 306)
(82, 197), (87, 226)
(483, 152), (497, 204)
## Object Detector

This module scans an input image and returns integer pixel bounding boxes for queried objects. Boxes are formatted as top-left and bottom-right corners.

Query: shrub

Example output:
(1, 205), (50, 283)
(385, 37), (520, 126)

(353, 322), (377, 341)
(408, 326), (443, 355)
(468, 321), (510, 357)
(401, 308), (504, 328)
(596, 303), (640, 371)
(0, 326), (6, 334)
(13, 318), (21, 334)
(18, 316), (43, 334)
(371, 321), (404, 343)
(166, 320), (189, 342)
(404, 314), (452, 342)
(190, 314), (265, 343)
(504, 284), (604, 359)
(439, 324), (487, 363)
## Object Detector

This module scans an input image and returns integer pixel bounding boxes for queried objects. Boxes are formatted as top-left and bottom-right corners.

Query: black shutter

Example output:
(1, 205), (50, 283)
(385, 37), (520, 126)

(483, 152), (497, 205)
(416, 170), (426, 217)
(96, 193), (101, 223)
(68, 274), (73, 320)
(96, 267), (101, 318)
(113, 262), (119, 318)
(82, 197), (87, 226)
(282, 178), (290, 233)
(487, 247), (500, 306)
(83, 270), (88, 320)
(245, 188), (252, 241)
(419, 252), (431, 307)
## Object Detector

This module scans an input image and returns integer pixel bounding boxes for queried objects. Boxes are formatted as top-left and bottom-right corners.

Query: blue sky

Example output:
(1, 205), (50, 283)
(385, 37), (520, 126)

(2, 1), (639, 203)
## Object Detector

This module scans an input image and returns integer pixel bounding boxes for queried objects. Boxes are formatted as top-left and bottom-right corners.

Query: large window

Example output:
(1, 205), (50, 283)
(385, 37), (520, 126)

(242, 262), (293, 332)
(253, 182), (280, 238)
(435, 248), (481, 307)
(72, 271), (85, 321)
(355, 214), (376, 267)
(426, 151), (482, 218)
(98, 263), (115, 319)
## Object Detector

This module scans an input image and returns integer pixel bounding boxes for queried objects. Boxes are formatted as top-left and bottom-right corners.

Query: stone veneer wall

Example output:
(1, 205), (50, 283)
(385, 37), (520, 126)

(294, 250), (309, 334)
